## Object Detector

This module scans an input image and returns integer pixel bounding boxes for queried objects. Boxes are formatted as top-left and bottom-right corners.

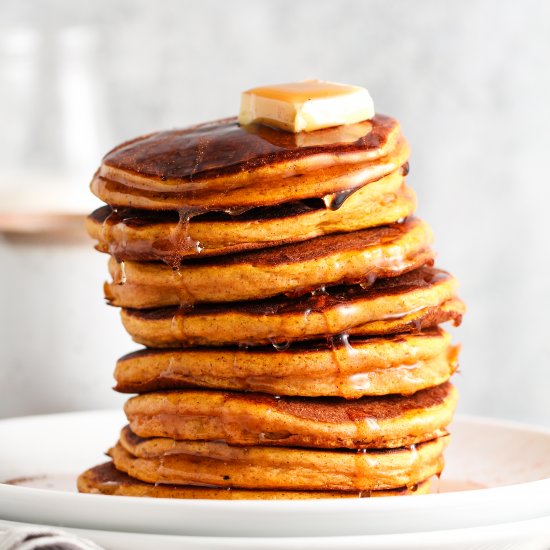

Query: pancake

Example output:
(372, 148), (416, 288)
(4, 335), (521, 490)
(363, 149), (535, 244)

(120, 266), (464, 347)
(78, 461), (432, 499)
(86, 173), (415, 261)
(124, 382), (457, 449)
(105, 218), (433, 308)
(110, 434), (448, 491)
(114, 329), (459, 398)
(91, 115), (409, 210)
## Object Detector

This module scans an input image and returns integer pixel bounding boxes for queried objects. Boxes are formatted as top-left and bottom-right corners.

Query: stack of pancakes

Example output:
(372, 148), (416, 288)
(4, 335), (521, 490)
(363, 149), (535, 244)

(78, 113), (465, 499)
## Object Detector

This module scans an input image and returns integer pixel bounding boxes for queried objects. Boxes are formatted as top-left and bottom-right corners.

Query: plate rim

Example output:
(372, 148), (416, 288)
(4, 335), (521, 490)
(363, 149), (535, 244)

(1, 410), (550, 537)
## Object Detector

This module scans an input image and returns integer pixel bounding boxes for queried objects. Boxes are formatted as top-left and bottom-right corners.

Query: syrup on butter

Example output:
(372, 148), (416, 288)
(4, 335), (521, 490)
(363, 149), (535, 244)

(239, 80), (374, 133)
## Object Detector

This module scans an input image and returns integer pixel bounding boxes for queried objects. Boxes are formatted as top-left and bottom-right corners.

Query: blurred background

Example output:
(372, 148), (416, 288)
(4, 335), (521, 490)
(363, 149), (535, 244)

(0, 0), (549, 424)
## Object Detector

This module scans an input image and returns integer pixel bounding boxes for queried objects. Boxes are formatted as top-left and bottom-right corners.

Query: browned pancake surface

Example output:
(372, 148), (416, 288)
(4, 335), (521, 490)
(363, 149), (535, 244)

(124, 382), (457, 449)
(144, 264), (450, 318)
(109, 436), (447, 491)
(129, 382), (454, 425)
(101, 115), (399, 182)
(86, 174), (415, 261)
(114, 328), (458, 397)
(268, 381), (453, 423)
(106, 217), (434, 308)
(91, 116), (410, 209)
(78, 461), (431, 499)
(115, 217), (427, 269)
(119, 265), (463, 347)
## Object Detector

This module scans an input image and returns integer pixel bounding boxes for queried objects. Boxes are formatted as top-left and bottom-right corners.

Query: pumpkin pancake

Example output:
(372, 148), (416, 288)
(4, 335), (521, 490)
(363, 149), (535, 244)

(105, 218), (433, 308)
(78, 461), (431, 499)
(120, 266), (464, 348)
(114, 329), (458, 398)
(124, 382), (457, 449)
(110, 433), (447, 491)
(91, 115), (409, 210)
(87, 174), (415, 261)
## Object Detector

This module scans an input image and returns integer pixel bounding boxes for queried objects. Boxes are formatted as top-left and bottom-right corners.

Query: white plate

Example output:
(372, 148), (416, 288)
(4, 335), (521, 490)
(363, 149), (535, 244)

(1, 411), (550, 537)
(1, 517), (550, 550)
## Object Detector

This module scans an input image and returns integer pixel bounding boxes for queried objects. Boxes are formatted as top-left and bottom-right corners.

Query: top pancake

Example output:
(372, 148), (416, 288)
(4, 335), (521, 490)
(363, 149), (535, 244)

(91, 115), (408, 210)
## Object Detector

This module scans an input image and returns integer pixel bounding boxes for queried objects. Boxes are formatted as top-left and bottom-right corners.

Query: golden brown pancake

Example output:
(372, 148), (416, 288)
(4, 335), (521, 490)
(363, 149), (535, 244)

(110, 434), (447, 491)
(87, 174), (415, 261)
(78, 461), (431, 499)
(91, 115), (409, 210)
(105, 218), (433, 309)
(114, 329), (458, 398)
(120, 266), (464, 347)
(124, 382), (457, 449)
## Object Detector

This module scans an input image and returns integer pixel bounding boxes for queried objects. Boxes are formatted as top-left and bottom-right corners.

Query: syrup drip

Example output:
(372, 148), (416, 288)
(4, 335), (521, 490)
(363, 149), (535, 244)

(270, 339), (290, 351)
(101, 206), (120, 258)
(101, 207), (154, 261)
(189, 136), (210, 181)
(353, 447), (381, 489)
(411, 316), (423, 332)
(328, 333), (353, 398)
(359, 273), (378, 290)
(164, 208), (205, 270)
(119, 260), (126, 285)
(409, 443), (418, 465)
(311, 285), (328, 296)
(156, 452), (229, 487)
(322, 187), (359, 210)
(170, 304), (194, 343)
(224, 206), (253, 216)
(258, 431), (290, 444)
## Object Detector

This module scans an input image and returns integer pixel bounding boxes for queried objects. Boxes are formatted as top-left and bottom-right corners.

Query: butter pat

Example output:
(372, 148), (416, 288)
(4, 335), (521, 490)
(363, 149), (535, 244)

(239, 80), (375, 133)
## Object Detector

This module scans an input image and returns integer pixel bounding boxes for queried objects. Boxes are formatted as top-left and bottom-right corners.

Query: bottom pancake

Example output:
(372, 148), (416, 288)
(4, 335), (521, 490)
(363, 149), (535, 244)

(78, 461), (432, 499)
(110, 432), (448, 491)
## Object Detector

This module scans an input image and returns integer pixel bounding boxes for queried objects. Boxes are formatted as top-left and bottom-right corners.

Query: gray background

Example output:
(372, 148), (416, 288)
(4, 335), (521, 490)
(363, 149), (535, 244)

(0, 0), (549, 424)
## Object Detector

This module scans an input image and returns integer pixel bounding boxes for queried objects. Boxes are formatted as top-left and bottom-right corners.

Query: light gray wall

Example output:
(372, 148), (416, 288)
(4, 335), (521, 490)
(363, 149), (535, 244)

(1, 0), (549, 424)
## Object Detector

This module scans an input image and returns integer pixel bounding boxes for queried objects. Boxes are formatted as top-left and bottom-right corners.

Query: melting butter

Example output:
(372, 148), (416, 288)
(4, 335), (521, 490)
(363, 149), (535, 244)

(239, 80), (375, 133)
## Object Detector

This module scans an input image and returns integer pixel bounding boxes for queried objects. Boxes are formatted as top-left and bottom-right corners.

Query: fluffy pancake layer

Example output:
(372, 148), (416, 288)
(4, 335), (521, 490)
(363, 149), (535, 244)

(124, 382), (457, 449)
(87, 173), (415, 261)
(110, 432), (447, 491)
(91, 115), (408, 210)
(115, 329), (458, 398)
(78, 461), (431, 499)
(105, 218), (433, 308)
(120, 266), (463, 347)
